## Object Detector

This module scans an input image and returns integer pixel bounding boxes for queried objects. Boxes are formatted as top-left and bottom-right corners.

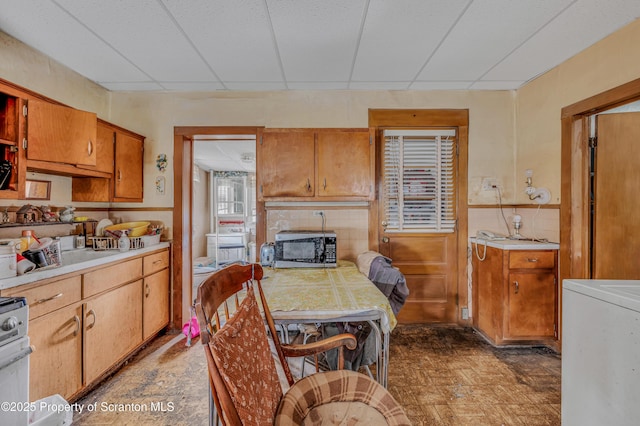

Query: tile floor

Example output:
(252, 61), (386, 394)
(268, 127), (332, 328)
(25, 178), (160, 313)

(73, 324), (560, 425)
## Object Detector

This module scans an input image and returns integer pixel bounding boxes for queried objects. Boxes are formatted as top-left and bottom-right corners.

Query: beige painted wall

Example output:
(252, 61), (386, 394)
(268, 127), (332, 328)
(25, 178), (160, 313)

(515, 19), (640, 204)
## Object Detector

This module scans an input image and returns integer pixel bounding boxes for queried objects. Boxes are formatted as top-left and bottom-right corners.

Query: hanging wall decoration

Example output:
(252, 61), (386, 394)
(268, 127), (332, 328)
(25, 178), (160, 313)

(155, 176), (166, 195)
(156, 154), (168, 172)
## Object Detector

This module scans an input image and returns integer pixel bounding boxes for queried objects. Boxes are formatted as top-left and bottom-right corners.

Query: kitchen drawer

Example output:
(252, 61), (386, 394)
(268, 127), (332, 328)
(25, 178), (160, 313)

(4, 275), (82, 320)
(509, 251), (555, 269)
(84, 258), (142, 297)
(143, 250), (169, 275)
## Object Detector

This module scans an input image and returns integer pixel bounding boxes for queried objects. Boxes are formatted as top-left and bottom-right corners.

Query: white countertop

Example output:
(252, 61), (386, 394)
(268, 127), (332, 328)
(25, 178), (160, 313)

(563, 279), (640, 313)
(1, 242), (170, 291)
(469, 237), (559, 250)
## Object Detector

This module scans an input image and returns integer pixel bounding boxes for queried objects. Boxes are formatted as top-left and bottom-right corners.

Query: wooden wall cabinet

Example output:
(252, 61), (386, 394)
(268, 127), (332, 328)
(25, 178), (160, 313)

(258, 128), (373, 201)
(72, 121), (145, 203)
(472, 244), (558, 346)
(2, 247), (170, 402)
(26, 99), (97, 166)
(0, 92), (26, 199)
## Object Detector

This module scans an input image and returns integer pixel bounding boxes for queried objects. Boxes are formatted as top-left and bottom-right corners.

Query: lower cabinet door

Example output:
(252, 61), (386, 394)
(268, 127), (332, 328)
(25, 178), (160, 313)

(507, 272), (556, 338)
(84, 281), (143, 385)
(143, 270), (170, 340)
(29, 303), (83, 401)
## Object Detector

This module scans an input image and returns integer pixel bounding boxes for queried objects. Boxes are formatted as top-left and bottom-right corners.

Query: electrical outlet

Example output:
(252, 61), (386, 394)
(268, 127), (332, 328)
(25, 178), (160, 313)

(313, 210), (324, 217)
(481, 177), (497, 191)
(461, 307), (469, 320)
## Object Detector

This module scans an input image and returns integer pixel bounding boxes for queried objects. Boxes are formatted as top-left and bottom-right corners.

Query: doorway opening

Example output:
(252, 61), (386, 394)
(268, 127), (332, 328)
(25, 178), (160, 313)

(172, 126), (262, 329)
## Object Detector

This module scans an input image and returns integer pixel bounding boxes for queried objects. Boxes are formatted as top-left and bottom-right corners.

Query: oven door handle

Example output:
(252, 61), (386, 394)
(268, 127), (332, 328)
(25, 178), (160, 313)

(0, 344), (34, 371)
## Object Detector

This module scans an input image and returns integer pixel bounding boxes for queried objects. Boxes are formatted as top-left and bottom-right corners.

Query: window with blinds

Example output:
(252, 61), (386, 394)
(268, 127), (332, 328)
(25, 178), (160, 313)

(382, 129), (457, 233)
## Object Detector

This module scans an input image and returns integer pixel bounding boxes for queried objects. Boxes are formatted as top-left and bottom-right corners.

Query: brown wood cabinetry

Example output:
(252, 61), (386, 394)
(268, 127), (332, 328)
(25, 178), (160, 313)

(0, 92), (26, 199)
(143, 250), (170, 339)
(72, 121), (144, 202)
(84, 280), (143, 384)
(258, 128), (373, 201)
(1, 247), (170, 401)
(472, 244), (558, 346)
(26, 99), (97, 166)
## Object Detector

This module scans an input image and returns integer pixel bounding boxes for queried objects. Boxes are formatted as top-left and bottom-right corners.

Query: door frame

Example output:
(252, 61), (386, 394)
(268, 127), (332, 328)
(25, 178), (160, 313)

(560, 77), (640, 340)
(172, 126), (262, 329)
(368, 109), (469, 324)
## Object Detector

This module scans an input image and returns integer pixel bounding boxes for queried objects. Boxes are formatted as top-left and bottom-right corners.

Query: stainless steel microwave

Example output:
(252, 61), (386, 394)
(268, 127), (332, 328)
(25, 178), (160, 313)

(274, 230), (337, 268)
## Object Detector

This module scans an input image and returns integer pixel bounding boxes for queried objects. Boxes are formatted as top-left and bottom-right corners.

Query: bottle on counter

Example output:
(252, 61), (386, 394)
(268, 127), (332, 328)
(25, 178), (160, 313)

(19, 230), (34, 253)
(118, 230), (130, 252)
(75, 233), (85, 249)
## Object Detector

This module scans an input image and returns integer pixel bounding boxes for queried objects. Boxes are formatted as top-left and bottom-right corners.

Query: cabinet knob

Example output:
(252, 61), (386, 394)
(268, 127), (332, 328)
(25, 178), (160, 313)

(145, 283), (150, 298)
(306, 178), (312, 192)
(514, 281), (520, 294)
(382, 237), (389, 243)
(87, 140), (93, 156)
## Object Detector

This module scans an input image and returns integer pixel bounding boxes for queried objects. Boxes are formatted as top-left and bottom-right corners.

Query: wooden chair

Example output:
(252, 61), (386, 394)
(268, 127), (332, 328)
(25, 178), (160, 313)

(195, 263), (411, 425)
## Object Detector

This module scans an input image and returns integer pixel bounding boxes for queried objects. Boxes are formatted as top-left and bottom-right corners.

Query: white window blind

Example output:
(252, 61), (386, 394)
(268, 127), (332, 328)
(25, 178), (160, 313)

(383, 129), (456, 233)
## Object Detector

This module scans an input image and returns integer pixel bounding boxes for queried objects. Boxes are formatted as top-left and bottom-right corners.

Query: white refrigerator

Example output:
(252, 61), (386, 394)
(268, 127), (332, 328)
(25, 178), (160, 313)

(562, 279), (640, 426)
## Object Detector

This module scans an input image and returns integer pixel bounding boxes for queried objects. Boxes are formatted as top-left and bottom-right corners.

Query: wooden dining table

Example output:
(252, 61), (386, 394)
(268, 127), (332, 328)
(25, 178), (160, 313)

(260, 260), (397, 387)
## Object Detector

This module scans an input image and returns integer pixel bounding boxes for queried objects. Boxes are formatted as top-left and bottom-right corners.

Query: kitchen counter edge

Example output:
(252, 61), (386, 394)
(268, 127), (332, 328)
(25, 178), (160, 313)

(1, 242), (171, 291)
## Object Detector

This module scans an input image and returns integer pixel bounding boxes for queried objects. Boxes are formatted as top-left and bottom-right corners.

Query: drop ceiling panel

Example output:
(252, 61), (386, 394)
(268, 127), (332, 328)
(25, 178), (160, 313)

(352, 0), (468, 82)
(266, 0), (365, 82)
(485, 0), (640, 81)
(57, 0), (215, 82)
(194, 140), (256, 172)
(417, 0), (574, 82)
(0, 1), (148, 83)
(163, 0), (283, 83)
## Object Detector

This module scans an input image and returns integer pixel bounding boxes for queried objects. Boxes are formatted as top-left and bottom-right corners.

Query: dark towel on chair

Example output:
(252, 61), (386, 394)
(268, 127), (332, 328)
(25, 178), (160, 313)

(367, 256), (409, 316)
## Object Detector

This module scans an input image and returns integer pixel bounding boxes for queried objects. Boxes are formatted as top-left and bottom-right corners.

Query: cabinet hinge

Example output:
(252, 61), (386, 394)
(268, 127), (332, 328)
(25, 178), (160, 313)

(259, 135), (263, 145)
(589, 136), (597, 148)
(23, 105), (27, 117)
(455, 142), (459, 157)
(369, 135), (373, 145)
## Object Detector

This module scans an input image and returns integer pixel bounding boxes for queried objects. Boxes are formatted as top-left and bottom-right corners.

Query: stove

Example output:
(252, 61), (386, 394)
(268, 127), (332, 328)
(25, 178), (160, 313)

(0, 296), (31, 425)
(0, 296), (28, 346)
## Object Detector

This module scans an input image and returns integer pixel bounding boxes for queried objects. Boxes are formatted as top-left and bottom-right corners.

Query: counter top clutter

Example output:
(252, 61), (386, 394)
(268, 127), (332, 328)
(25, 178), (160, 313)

(469, 237), (559, 250)
(0, 242), (170, 291)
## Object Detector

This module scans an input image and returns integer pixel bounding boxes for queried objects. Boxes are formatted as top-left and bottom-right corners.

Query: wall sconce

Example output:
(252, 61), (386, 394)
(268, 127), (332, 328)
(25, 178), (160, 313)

(524, 169), (551, 204)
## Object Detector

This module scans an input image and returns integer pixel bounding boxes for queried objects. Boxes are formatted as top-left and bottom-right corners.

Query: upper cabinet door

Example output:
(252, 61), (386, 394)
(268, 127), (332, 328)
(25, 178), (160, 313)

(77, 120), (115, 174)
(317, 130), (373, 199)
(113, 131), (144, 201)
(259, 130), (315, 199)
(26, 99), (97, 166)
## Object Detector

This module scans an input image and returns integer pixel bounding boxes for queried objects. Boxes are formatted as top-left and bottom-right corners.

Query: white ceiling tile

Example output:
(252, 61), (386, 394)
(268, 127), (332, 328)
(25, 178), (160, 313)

(418, 0), (574, 81)
(352, 0), (469, 82)
(348, 81), (411, 90)
(468, 81), (522, 90)
(266, 0), (366, 81)
(223, 81), (287, 90)
(409, 81), (474, 90)
(0, 1), (148, 83)
(162, 0), (284, 83)
(287, 82), (349, 90)
(99, 82), (165, 91)
(0, 1), (638, 92)
(484, 0), (640, 82)
(56, 0), (215, 82)
(157, 82), (227, 91)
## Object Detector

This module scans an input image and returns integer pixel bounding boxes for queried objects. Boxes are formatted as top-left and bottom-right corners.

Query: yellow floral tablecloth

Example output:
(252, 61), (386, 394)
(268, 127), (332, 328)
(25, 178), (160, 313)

(261, 260), (397, 333)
